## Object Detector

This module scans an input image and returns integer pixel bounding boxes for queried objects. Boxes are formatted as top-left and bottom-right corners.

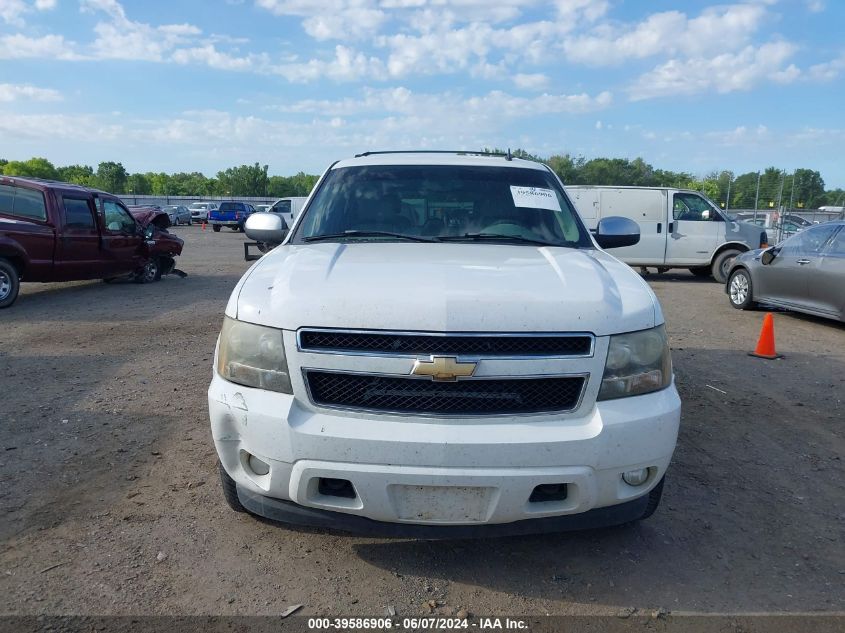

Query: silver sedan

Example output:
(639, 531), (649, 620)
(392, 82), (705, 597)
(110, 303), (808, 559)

(163, 205), (192, 226)
(726, 221), (845, 322)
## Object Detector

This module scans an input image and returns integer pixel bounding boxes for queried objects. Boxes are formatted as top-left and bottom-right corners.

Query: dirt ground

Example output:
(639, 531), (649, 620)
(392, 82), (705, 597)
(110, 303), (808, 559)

(1, 226), (843, 618)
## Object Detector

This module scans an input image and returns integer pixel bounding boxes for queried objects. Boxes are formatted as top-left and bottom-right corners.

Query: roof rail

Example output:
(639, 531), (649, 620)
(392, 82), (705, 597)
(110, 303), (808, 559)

(353, 150), (514, 159)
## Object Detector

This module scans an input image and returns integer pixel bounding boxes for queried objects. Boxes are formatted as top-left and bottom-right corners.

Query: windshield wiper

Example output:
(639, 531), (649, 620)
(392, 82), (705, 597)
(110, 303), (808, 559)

(437, 233), (561, 247)
(304, 230), (437, 243)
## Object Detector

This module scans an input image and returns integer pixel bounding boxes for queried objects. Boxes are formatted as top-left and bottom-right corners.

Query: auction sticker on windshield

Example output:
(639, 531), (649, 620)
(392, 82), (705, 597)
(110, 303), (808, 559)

(510, 186), (561, 212)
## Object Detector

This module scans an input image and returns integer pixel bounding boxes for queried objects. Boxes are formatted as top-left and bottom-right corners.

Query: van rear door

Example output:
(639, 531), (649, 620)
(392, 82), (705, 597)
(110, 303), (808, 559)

(665, 192), (722, 266)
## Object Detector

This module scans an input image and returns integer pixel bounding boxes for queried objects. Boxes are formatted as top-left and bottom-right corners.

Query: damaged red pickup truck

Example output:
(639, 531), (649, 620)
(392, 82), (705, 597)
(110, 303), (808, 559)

(0, 177), (184, 308)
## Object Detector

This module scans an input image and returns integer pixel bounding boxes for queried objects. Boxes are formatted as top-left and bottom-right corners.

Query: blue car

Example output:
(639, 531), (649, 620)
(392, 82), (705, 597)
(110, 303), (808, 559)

(208, 201), (256, 232)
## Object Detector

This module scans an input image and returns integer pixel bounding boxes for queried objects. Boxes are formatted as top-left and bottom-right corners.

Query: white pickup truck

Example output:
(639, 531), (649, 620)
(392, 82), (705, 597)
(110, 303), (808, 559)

(208, 152), (681, 537)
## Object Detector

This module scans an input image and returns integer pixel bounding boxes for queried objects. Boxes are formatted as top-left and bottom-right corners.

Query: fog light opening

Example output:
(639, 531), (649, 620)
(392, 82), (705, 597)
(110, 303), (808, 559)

(247, 454), (270, 477)
(622, 468), (651, 487)
(529, 483), (568, 503)
(318, 478), (357, 499)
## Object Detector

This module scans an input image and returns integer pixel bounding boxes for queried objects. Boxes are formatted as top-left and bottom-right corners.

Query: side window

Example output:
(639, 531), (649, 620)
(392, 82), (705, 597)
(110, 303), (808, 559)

(781, 225), (838, 256)
(272, 200), (291, 215)
(62, 197), (95, 229)
(103, 200), (137, 234)
(824, 229), (845, 257)
(0, 184), (14, 215)
(1, 185), (48, 221)
(673, 193), (717, 222)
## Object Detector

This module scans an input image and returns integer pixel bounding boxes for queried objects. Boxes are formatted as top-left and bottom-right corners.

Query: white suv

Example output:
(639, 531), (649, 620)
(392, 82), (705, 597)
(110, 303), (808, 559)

(208, 151), (681, 536)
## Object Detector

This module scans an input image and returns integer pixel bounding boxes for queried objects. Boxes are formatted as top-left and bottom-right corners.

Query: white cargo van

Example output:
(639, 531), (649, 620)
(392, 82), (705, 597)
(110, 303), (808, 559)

(268, 196), (307, 227)
(566, 186), (768, 282)
(209, 152), (682, 537)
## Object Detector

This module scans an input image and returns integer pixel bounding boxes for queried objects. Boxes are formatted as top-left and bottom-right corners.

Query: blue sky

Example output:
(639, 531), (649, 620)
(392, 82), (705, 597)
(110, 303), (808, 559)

(1, 0), (843, 187)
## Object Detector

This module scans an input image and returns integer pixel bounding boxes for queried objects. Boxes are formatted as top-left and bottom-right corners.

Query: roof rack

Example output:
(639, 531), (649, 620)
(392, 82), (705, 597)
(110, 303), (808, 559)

(354, 149), (515, 161)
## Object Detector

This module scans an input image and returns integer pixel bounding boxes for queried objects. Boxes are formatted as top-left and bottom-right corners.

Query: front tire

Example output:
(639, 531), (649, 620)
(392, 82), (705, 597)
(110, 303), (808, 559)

(218, 462), (246, 513)
(134, 258), (161, 284)
(0, 258), (21, 309)
(712, 248), (743, 284)
(728, 268), (757, 310)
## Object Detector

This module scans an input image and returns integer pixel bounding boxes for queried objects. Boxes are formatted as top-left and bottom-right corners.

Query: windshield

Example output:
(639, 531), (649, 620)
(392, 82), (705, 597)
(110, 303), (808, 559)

(292, 164), (591, 247)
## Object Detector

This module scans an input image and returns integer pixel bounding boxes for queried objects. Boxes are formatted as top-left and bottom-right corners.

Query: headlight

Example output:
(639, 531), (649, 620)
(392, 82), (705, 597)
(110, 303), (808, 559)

(216, 317), (292, 393)
(598, 325), (672, 400)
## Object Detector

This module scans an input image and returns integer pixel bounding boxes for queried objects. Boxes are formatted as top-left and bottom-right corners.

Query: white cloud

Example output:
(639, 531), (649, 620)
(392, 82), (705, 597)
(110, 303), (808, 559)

(0, 0), (55, 26)
(0, 33), (82, 60)
(0, 112), (124, 142)
(0, 83), (62, 102)
(513, 73), (549, 90)
(563, 3), (769, 66)
(805, 0), (825, 12)
(303, 8), (387, 40)
(83, 0), (203, 62)
(271, 45), (387, 82)
(171, 45), (263, 71)
(274, 86), (611, 118)
(705, 124), (772, 146)
(628, 42), (799, 100)
(808, 53), (845, 81)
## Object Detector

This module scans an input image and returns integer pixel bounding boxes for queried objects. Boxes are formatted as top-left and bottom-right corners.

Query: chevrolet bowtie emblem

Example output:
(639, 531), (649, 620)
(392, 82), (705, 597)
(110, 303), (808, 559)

(411, 356), (477, 382)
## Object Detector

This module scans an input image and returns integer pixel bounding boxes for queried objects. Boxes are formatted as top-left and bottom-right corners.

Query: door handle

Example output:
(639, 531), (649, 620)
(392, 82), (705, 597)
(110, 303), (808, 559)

(657, 223), (662, 233)
(668, 222), (674, 233)
(797, 259), (811, 265)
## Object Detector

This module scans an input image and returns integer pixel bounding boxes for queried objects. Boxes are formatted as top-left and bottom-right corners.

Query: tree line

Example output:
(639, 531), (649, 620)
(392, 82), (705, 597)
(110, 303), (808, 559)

(2, 154), (842, 209)
(499, 149), (842, 210)
(0, 158), (318, 199)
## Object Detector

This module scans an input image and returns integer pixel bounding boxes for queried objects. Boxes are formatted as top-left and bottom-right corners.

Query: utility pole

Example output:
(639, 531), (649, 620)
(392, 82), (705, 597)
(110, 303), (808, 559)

(788, 170), (796, 211)
(725, 172), (732, 212)
(776, 171), (786, 243)
(753, 171), (761, 221)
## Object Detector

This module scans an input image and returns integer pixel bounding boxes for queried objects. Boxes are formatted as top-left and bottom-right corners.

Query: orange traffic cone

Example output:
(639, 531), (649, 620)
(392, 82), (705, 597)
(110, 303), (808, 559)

(749, 313), (782, 359)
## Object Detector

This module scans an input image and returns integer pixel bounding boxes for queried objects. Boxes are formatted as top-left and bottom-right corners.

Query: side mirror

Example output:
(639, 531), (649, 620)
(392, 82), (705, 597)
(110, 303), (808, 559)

(761, 248), (776, 265)
(245, 212), (288, 246)
(594, 216), (640, 249)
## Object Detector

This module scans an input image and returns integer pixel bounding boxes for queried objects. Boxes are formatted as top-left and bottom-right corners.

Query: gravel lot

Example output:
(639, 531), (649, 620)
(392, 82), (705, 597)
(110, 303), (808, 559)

(1, 226), (843, 618)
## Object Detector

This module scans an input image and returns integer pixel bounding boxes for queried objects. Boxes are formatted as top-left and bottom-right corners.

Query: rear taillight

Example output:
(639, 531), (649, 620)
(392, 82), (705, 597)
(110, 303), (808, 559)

(235, 212), (241, 219)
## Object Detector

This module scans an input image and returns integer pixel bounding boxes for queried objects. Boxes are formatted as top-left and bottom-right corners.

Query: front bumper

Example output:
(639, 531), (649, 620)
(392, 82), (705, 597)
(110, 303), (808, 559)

(208, 373), (681, 530)
(237, 485), (651, 537)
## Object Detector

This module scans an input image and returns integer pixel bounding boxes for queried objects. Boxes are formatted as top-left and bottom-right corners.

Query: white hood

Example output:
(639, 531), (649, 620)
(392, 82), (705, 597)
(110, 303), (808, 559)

(230, 243), (660, 336)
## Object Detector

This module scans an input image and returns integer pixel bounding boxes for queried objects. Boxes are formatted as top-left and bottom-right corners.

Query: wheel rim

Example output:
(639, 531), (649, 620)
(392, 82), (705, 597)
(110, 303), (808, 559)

(142, 261), (158, 282)
(729, 273), (749, 305)
(0, 270), (10, 300)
